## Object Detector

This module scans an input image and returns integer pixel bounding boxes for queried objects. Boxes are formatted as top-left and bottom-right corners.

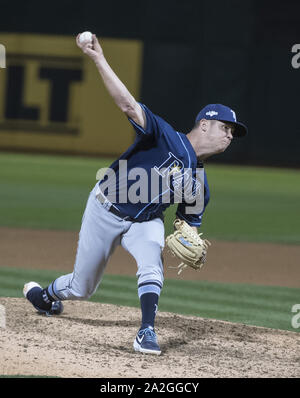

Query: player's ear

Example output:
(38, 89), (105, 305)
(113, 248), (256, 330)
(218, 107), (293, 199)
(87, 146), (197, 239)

(199, 119), (208, 132)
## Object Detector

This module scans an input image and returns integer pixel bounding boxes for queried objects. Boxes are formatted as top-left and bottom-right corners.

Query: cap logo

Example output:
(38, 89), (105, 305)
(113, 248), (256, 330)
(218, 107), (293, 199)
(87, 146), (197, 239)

(230, 110), (237, 121)
(206, 111), (218, 117)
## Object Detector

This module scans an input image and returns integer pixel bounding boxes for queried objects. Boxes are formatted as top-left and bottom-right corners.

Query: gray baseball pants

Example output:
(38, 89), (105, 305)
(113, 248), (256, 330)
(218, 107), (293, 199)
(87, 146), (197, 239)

(48, 184), (165, 301)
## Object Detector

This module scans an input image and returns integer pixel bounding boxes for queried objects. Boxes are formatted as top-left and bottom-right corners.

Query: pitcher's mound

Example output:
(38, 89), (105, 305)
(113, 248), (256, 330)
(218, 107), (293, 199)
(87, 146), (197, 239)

(0, 298), (299, 378)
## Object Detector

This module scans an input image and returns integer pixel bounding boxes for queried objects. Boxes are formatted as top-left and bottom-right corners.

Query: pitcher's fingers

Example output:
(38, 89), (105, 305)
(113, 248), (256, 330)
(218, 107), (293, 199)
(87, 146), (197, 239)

(92, 34), (101, 50)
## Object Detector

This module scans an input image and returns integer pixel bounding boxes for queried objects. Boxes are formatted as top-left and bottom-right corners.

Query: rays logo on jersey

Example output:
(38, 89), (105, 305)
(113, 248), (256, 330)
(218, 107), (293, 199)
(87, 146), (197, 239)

(153, 152), (202, 204)
(153, 152), (184, 178)
(154, 152), (184, 198)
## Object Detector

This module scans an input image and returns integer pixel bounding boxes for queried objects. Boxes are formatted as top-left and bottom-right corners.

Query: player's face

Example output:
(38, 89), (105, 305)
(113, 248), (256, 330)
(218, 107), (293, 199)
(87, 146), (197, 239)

(207, 120), (234, 153)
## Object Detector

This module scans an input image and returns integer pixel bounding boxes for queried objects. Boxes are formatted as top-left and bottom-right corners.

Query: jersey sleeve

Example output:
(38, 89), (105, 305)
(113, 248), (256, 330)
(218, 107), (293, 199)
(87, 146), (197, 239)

(128, 103), (166, 140)
(175, 172), (210, 227)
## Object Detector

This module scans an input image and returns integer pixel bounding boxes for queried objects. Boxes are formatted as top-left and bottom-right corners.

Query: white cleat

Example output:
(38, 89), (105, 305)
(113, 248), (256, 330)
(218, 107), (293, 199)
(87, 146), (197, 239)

(23, 281), (42, 298)
(23, 281), (63, 316)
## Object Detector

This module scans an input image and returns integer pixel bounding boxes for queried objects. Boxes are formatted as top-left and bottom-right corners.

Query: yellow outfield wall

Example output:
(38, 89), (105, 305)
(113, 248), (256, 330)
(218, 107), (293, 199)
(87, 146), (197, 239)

(0, 33), (142, 156)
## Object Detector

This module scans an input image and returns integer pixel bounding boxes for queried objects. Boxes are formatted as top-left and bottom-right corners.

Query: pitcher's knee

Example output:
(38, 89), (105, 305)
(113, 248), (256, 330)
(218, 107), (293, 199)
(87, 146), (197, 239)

(76, 287), (96, 300)
(68, 282), (96, 300)
(135, 242), (163, 266)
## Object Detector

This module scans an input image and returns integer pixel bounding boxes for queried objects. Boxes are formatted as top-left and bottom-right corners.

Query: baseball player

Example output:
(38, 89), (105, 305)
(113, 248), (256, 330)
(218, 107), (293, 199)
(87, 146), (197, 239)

(23, 33), (247, 355)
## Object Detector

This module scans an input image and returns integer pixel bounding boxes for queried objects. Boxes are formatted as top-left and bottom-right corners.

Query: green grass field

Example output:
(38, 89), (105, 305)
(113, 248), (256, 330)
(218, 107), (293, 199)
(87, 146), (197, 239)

(0, 151), (299, 242)
(0, 151), (299, 333)
(0, 153), (300, 244)
(0, 266), (299, 332)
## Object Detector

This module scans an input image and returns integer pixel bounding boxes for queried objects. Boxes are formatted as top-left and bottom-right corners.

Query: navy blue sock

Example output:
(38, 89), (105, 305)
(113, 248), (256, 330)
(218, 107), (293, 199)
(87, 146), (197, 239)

(140, 292), (159, 329)
(26, 287), (52, 311)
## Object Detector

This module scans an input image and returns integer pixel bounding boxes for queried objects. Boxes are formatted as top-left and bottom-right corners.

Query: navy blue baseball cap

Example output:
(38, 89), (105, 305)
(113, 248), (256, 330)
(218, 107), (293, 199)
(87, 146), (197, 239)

(195, 104), (248, 137)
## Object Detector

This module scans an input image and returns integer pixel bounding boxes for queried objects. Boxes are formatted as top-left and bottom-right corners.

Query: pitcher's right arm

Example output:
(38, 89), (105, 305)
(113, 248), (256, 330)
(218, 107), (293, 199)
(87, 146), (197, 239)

(76, 33), (146, 129)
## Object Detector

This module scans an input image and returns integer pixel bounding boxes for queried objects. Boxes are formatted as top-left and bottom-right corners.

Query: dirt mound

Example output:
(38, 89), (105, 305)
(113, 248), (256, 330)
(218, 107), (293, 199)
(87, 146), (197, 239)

(0, 298), (299, 378)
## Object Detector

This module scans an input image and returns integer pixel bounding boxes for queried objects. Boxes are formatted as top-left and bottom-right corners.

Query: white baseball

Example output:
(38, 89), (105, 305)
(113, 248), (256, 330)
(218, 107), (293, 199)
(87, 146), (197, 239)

(79, 31), (93, 44)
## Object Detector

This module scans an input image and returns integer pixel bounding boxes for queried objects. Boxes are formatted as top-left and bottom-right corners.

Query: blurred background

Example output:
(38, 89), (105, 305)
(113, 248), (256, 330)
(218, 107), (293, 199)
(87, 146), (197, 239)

(0, 0), (299, 333)
(1, 0), (300, 166)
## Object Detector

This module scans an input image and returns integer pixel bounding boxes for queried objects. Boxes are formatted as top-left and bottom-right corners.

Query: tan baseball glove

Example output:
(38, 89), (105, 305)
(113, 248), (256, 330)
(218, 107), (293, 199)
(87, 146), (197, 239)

(166, 219), (211, 275)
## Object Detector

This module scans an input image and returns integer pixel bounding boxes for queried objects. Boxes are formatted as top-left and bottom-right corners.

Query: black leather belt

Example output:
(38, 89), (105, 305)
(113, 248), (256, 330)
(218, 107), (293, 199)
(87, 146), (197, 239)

(96, 194), (136, 222)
